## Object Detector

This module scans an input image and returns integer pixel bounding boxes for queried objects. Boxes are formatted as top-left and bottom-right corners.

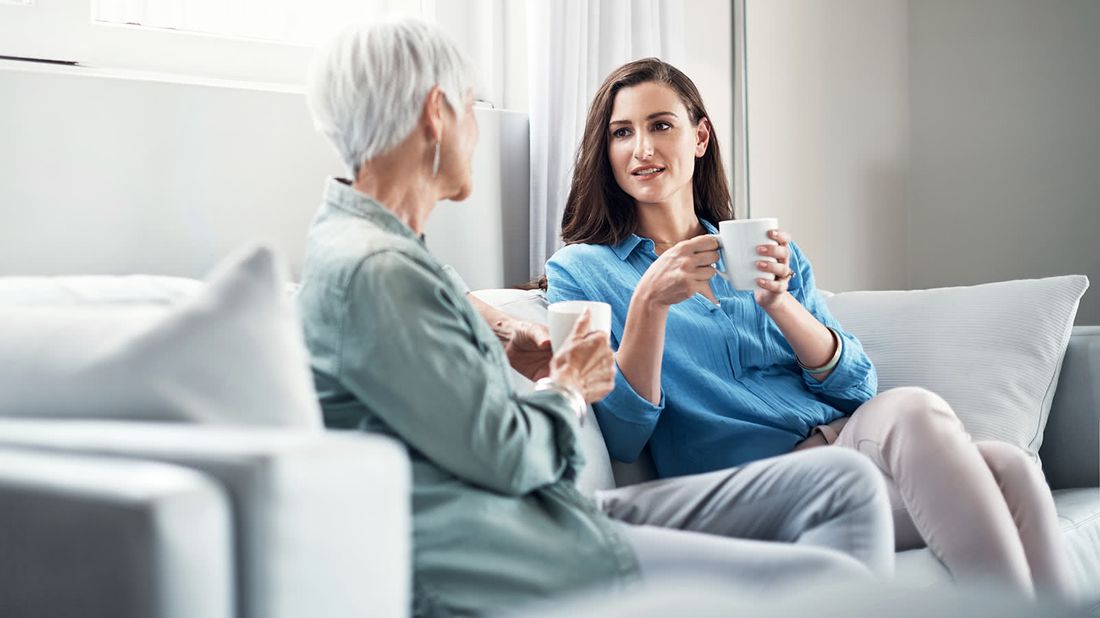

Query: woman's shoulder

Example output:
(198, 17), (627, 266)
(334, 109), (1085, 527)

(547, 242), (619, 270)
(303, 221), (441, 301)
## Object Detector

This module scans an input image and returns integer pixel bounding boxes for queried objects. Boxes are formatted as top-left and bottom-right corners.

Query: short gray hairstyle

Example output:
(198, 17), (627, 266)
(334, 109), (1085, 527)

(307, 18), (476, 176)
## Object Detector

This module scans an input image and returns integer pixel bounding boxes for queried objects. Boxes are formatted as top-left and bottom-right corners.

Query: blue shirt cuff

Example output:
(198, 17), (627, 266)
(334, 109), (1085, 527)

(803, 330), (877, 410)
(591, 363), (665, 462)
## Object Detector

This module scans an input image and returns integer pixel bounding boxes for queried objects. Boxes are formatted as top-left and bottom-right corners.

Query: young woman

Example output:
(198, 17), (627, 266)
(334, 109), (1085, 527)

(298, 21), (893, 617)
(545, 57), (1075, 601)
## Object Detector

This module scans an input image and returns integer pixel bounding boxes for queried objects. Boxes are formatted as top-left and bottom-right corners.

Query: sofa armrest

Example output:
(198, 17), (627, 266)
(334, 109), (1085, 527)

(0, 449), (233, 618)
(0, 421), (410, 618)
(1039, 326), (1100, 490)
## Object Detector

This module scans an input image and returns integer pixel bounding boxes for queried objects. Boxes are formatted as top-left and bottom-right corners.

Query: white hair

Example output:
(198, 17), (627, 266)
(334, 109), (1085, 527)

(307, 18), (476, 176)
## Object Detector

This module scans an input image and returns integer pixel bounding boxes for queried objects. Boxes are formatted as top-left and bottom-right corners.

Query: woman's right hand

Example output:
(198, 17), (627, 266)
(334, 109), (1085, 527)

(549, 310), (615, 404)
(636, 234), (721, 307)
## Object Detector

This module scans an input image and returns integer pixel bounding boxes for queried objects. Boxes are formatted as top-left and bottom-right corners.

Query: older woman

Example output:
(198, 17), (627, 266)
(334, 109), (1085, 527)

(297, 19), (894, 617)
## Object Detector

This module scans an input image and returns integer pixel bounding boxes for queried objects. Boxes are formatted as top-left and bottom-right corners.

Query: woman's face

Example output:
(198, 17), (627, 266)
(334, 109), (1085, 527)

(440, 92), (478, 201)
(606, 81), (709, 208)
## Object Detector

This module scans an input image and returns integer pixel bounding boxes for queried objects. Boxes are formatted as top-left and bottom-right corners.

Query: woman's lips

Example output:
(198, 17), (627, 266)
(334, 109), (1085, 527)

(631, 167), (665, 181)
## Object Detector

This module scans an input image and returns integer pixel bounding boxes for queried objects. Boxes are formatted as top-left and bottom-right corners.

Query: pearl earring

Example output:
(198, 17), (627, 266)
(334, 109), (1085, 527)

(431, 140), (441, 177)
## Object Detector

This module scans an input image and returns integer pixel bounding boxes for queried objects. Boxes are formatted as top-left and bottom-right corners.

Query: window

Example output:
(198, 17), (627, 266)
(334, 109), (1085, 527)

(0, 0), (426, 87)
(93, 0), (396, 47)
(0, 0), (522, 107)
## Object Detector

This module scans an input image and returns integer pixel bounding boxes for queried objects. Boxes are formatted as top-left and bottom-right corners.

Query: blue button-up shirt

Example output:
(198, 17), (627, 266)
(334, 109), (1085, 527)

(545, 220), (877, 478)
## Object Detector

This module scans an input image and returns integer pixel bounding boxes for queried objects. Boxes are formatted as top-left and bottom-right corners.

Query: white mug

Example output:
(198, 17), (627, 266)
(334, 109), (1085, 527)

(547, 301), (612, 352)
(716, 218), (779, 291)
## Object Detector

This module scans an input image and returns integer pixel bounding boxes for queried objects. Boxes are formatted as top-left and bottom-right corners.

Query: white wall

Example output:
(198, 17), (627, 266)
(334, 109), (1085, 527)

(0, 61), (530, 288)
(908, 0), (1100, 324)
(745, 0), (910, 293)
(0, 62), (339, 279)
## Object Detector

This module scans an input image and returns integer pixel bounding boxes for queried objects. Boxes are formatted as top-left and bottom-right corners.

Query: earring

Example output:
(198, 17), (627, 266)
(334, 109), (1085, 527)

(431, 140), (441, 177)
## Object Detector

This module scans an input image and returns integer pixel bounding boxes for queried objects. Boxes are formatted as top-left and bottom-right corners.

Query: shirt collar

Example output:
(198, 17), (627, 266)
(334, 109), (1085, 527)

(610, 218), (720, 261)
(323, 177), (424, 243)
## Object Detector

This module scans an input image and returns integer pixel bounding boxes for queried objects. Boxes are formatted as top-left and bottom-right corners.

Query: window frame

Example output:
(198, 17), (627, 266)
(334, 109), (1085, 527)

(0, 0), (424, 87)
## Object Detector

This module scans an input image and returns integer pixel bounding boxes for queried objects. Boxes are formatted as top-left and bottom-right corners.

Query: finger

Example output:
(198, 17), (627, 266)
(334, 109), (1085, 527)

(755, 260), (790, 277)
(567, 310), (591, 341)
(581, 331), (613, 355)
(757, 277), (788, 294)
(756, 244), (790, 262)
(531, 324), (552, 347)
(686, 234), (722, 253)
(690, 264), (717, 280)
(690, 248), (722, 266)
(768, 229), (792, 245)
(517, 321), (552, 347)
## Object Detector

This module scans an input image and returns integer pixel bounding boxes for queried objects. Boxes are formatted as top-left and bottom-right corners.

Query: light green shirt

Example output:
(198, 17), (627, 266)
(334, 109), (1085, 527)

(297, 179), (639, 617)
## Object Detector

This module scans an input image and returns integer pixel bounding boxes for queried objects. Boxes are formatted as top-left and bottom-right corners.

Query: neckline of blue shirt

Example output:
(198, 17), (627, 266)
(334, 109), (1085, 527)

(610, 218), (722, 261)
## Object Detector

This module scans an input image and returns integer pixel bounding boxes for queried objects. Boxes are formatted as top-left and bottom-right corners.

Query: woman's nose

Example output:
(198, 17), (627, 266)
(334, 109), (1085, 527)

(633, 136), (653, 160)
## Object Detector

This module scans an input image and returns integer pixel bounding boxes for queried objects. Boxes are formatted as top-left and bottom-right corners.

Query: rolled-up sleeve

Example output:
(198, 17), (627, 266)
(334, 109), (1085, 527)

(546, 253), (665, 462)
(340, 250), (583, 496)
(786, 242), (878, 412)
(592, 366), (664, 462)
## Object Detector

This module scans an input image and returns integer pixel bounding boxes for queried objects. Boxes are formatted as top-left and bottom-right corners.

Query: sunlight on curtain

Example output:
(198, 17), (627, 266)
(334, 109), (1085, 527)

(527, 0), (685, 277)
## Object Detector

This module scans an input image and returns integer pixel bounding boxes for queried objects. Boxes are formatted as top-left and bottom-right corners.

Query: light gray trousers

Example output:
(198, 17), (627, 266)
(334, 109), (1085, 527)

(596, 447), (895, 593)
(832, 387), (1076, 601)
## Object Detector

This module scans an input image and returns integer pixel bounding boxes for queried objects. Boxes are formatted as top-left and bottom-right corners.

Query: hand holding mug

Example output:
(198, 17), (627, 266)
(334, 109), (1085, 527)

(636, 235), (721, 307)
(504, 320), (552, 381)
(549, 309), (615, 404)
(714, 218), (794, 307)
(752, 228), (794, 308)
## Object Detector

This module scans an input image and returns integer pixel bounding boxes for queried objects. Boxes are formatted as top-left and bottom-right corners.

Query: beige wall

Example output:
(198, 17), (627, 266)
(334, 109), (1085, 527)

(745, 0), (910, 293)
(908, 0), (1100, 324)
(680, 0), (734, 191)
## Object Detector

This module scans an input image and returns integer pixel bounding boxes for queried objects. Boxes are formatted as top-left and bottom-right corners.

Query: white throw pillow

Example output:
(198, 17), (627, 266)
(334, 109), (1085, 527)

(0, 244), (322, 429)
(470, 288), (618, 495)
(0, 274), (201, 305)
(826, 276), (1089, 459)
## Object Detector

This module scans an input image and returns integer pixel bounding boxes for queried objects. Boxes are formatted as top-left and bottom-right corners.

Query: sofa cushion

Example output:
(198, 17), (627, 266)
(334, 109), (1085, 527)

(0, 421), (410, 618)
(0, 244), (322, 429)
(471, 288), (617, 495)
(0, 274), (201, 305)
(826, 276), (1089, 460)
(0, 448), (233, 618)
(1041, 326), (1100, 491)
(893, 488), (1100, 609)
(1054, 488), (1100, 608)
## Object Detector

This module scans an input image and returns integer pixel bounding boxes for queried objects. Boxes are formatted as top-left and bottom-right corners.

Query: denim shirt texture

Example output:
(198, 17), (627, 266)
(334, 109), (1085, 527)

(545, 220), (878, 478)
(297, 179), (638, 617)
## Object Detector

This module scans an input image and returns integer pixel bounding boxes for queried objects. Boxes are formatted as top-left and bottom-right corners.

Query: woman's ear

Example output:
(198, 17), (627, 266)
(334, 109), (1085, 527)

(422, 85), (445, 143)
(695, 117), (711, 158)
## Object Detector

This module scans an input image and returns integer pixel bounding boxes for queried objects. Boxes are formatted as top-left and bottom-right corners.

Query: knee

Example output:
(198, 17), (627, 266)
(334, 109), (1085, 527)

(806, 448), (888, 507)
(878, 386), (961, 435)
(978, 441), (1042, 483)
(794, 547), (875, 583)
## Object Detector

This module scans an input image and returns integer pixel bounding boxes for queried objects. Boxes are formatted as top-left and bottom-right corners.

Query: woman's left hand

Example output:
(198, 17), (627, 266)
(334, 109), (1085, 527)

(504, 320), (553, 381)
(754, 229), (795, 309)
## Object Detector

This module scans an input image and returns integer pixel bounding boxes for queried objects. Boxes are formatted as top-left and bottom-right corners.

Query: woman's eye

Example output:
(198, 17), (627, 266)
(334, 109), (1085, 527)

(612, 128), (632, 139)
(653, 121), (672, 131)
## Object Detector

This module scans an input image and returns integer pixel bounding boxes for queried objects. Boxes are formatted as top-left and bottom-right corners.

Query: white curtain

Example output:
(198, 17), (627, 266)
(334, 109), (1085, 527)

(526, 0), (685, 277)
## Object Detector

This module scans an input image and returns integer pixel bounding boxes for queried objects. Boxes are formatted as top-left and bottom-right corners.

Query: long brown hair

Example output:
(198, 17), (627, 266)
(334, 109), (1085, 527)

(560, 58), (733, 246)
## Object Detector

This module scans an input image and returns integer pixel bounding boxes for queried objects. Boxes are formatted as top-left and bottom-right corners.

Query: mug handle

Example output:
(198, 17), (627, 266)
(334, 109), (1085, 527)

(712, 234), (734, 283)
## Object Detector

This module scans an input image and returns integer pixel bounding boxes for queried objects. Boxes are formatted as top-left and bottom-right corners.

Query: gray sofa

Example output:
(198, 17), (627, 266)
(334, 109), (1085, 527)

(0, 276), (1095, 617)
(0, 423), (410, 618)
(474, 285), (1100, 614)
(608, 326), (1100, 605)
